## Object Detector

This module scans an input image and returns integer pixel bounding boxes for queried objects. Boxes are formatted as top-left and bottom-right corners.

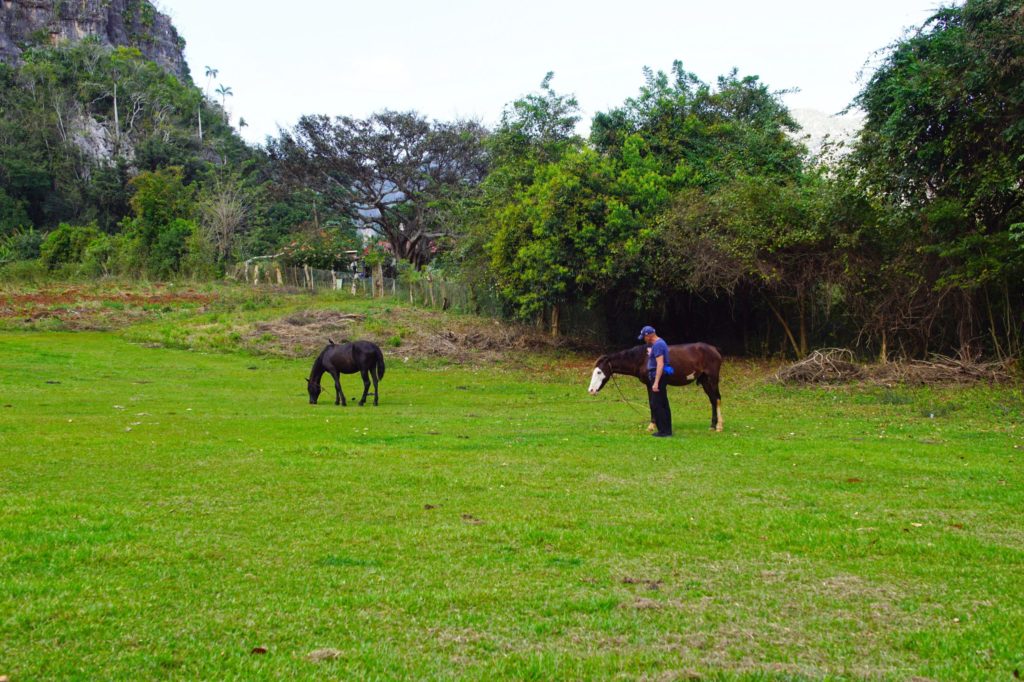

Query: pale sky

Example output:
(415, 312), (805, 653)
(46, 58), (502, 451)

(157, 0), (940, 144)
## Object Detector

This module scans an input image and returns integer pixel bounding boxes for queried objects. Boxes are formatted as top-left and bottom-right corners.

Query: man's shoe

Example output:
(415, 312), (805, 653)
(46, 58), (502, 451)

(651, 432), (672, 437)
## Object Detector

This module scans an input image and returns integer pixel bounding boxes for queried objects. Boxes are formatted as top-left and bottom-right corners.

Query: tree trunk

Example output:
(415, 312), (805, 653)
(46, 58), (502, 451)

(957, 290), (976, 360)
(551, 304), (560, 338)
(797, 295), (808, 357)
(112, 82), (120, 154)
(764, 294), (801, 358)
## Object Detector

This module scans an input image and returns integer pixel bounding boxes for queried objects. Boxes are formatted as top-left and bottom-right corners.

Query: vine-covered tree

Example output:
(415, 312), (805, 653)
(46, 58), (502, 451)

(850, 0), (1024, 357)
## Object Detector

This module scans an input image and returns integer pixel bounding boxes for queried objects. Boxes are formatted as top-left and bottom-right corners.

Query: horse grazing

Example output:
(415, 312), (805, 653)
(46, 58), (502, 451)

(588, 343), (724, 431)
(307, 339), (386, 406)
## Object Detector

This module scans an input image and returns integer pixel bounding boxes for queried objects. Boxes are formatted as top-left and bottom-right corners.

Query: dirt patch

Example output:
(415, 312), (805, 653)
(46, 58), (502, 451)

(620, 597), (683, 610)
(622, 576), (664, 591)
(0, 286), (214, 330)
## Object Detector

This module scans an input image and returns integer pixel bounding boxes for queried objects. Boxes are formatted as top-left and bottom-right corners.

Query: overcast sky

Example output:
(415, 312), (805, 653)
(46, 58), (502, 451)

(157, 0), (940, 143)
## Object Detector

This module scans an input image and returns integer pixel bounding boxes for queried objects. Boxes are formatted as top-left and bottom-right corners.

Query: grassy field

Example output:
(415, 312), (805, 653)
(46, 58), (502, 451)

(1, 295), (1023, 680)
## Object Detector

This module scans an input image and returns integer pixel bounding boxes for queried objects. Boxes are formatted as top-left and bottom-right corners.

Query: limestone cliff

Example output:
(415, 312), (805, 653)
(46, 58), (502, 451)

(0, 0), (189, 80)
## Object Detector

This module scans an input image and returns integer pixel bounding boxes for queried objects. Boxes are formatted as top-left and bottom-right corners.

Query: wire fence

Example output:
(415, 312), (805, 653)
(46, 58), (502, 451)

(232, 260), (487, 314)
(231, 260), (607, 342)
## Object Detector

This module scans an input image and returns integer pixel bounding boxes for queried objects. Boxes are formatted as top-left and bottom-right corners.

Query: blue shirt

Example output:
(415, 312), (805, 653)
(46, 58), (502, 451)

(647, 338), (669, 372)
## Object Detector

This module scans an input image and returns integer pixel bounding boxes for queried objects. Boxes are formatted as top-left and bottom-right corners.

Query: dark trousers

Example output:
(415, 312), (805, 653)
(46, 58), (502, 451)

(647, 373), (672, 435)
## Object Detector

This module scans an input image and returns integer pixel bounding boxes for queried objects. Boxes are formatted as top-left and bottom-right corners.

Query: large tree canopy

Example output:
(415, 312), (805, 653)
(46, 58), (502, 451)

(269, 111), (488, 267)
(850, 0), (1024, 355)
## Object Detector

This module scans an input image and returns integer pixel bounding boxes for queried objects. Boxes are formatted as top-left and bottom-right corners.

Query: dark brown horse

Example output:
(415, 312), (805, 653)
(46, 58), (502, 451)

(307, 339), (385, 406)
(588, 343), (724, 431)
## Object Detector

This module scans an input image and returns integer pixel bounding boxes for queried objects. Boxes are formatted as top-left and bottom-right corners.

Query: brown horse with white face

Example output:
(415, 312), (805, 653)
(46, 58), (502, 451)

(588, 343), (724, 431)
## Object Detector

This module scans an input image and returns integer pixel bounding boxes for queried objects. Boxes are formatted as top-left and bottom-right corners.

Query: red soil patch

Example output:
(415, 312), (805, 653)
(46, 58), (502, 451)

(0, 286), (215, 329)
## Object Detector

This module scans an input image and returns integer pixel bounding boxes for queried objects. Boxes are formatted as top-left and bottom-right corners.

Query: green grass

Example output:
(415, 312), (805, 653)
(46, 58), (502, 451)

(1, 330), (1023, 680)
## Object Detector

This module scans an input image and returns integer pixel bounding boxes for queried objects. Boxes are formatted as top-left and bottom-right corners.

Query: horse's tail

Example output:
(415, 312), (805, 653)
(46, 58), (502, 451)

(375, 346), (386, 380)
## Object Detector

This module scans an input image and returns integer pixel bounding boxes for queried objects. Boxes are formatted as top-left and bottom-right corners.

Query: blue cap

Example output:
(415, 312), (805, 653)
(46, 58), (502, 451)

(638, 325), (656, 340)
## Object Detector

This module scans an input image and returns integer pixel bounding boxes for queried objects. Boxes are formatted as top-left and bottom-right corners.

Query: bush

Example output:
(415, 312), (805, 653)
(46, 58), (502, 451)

(0, 258), (50, 282)
(279, 228), (359, 270)
(0, 227), (43, 261)
(39, 223), (103, 268)
(81, 233), (116, 277)
(181, 226), (218, 279)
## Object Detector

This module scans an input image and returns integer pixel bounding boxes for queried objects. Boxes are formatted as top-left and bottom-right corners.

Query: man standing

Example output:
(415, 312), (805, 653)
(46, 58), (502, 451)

(639, 325), (672, 437)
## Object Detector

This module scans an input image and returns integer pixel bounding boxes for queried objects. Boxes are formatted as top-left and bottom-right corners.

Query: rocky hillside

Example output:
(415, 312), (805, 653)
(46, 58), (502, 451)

(790, 108), (865, 156)
(0, 0), (189, 80)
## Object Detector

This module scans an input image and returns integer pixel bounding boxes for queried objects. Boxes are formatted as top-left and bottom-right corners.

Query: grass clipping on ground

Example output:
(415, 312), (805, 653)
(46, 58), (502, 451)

(246, 307), (560, 362)
(776, 347), (1017, 386)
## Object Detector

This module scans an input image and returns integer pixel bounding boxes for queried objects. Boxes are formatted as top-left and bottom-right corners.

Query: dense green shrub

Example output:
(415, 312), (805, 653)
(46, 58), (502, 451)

(279, 228), (359, 270)
(80, 233), (116, 276)
(0, 227), (43, 261)
(39, 224), (103, 268)
(180, 227), (218, 279)
(0, 258), (50, 282)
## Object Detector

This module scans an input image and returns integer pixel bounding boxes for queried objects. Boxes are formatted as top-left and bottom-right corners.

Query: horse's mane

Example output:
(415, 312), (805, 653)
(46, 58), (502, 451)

(310, 343), (332, 375)
(597, 345), (646, 370)
(606, 345), (645, 362)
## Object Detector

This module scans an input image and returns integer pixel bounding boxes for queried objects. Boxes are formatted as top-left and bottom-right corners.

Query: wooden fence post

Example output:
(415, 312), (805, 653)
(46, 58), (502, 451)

(372, 263), (384, 298)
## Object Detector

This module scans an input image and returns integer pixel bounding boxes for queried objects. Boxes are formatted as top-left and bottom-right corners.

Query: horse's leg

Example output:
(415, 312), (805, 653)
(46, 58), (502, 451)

(358, 369), (370, 406)
(333, 371), (346, 406)
(370, 366), (379, 406)
(700, 373), (723, 431)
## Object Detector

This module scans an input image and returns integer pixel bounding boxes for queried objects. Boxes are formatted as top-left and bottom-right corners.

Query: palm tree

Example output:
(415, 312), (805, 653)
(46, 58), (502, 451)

(204, 65), (218, 97)
(215, 84), (233, 107)
(215, 84), (233, 123)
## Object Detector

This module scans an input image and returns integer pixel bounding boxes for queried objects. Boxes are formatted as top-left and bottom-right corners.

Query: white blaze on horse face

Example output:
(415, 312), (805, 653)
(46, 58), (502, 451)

(588, 367), (606, 394)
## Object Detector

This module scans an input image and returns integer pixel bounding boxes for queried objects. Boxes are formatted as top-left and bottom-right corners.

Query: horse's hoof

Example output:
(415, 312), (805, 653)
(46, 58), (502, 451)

(716, 426), (723, 432)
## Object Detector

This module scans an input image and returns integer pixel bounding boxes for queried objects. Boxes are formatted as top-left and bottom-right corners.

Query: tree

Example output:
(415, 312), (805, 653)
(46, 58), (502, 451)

(592, 61), (805, 188)
(203, 66), (218, 98)
(487, 137), (660, 333)
(270, 110), (488, 267)
(585, 62), (816, 350)
(215, 84), (233, 122)
(122, 166), (197, 276)
(850, 0), (1024, 357)
(197, 169), (252, 262)
(658, 173), (836, 356)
